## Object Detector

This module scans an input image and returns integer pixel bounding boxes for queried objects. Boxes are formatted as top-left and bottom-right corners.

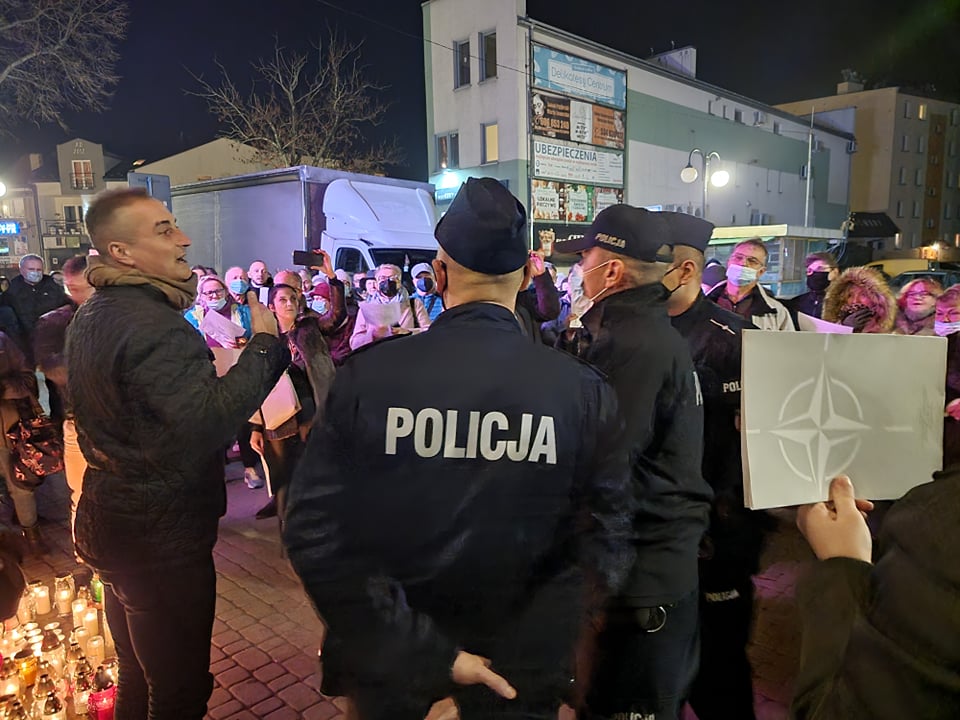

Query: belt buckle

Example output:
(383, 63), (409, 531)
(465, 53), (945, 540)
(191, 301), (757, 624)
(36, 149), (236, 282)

(637, 605), (667, 633)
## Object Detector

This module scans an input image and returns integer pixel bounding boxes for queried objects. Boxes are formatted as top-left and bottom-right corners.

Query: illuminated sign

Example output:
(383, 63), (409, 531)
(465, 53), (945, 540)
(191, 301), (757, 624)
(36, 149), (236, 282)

(0, 221), (20, 235)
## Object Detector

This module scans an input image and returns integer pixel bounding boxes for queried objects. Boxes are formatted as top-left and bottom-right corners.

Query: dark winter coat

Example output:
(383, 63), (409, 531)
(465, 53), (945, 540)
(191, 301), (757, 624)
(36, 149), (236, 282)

(822, 266), (896, 333)
(2, 275), (69, 338)
(516, 272), (561, 342)
(66, 284), (289, 571)
(792, 467), (960, 720)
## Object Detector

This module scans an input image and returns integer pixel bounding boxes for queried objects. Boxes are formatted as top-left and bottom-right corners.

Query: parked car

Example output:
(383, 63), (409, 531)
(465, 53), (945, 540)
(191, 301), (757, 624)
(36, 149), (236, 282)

(888, 269), (960, 292)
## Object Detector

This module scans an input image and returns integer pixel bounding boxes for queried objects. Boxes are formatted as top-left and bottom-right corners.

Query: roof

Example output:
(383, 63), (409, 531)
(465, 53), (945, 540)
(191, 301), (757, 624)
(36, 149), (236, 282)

(844, 212), (900, 238)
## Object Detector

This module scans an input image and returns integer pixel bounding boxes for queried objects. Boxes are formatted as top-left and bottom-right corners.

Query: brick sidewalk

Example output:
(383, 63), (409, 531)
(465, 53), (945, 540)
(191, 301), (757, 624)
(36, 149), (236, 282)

(14, 464), (810, 719)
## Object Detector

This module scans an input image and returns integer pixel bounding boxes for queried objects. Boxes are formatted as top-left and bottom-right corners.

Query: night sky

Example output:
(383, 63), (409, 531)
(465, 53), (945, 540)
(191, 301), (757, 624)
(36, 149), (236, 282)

(2, 0), (957, 180)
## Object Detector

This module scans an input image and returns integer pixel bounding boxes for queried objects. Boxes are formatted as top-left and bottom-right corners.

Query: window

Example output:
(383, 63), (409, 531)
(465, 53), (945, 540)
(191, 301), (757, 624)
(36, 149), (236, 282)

(917, 135), (926, 154)
(950, 140), (958, 156)
(481, 123), (498, 164)
(436, 132), (460, 170)
(62, 205), (85, 233)
(901, 135), (910, 151)
(928, 187), (937, 197)
(479, 31), (497, 81)
(919, 104), (928, 120)
(953, 109), (960, 126)
(899, 166), (907, 185)
(904, 101), (912, 119)
(722, 105), (729, 120)
(734, 109), (743, 124)
(335, 247), (367, 274)
(916, 168), (924, 186)
(948, 171), (956, 188)
(772, 121), (781, 135)
(927, 218), (936, 229)
(453, 40), (470, 88)
(946, 204), (952, 220)
(913, 200), (921, 218)
(896, 201), (904, 218)
(71, 160), (94, 190)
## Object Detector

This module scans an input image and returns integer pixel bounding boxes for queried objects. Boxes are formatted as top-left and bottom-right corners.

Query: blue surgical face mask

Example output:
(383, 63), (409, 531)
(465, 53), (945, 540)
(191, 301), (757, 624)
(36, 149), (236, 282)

(310, 298), (329, 316)
(24, 270), (42, 284)
(207, 297), (227, 312)
(228, 279), (249, 295)
(726, 264), (758, 287)
(935, 320), (960, 337)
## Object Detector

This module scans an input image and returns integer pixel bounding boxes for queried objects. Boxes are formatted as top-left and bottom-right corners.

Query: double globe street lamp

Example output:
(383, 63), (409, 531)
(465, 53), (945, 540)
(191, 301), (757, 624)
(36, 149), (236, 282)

(680, 148), (729, 220)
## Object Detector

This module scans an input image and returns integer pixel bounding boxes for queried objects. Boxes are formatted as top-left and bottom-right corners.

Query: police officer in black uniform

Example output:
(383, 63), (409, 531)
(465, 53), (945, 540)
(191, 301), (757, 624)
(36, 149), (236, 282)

(553, 205), (712, 720)
(663, 212), (768, 720)
(283, 177), (635, 720)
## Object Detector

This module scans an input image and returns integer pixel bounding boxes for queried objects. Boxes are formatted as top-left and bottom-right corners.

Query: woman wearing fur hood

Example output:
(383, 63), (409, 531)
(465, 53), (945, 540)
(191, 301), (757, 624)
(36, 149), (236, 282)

(822, 266), (897, 333)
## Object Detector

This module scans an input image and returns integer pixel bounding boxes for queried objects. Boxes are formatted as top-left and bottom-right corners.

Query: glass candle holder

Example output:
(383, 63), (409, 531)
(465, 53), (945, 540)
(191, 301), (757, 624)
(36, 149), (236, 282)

(82, 610), (99, 638)
(85, 636), (104, 669)
(13, 650), (37, 687)
(53, 574), (74, 618)
(70, 600), (86, 630)
(101, 657), (118, 687)
(0, 658), (20, 697)
(32, 586), (51, 616)
(15, 594), (35, 626)
(72, 628), (89, 658)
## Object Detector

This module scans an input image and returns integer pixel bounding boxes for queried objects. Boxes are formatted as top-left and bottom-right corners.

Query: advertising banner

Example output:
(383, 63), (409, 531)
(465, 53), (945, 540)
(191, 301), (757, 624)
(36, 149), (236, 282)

(531, 181), (624, 224)
(533, 44), (627, 109)
(531, 91), (625, 149)
(533, 140), (624, 186)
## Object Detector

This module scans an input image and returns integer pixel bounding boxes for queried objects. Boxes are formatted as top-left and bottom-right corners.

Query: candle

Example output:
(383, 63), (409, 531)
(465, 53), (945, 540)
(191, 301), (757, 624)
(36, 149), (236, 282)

(14, 649), (37, 687)
(83, 610), (99, 638)
(16, 595), (35, 626)
(85, 636), (104, 668)
(0, 658), (19, 696)
(71, 600), (86, 629)
(73, 628), (89, 657)
(33, 586), (51, 616)
(55, 590), (72, 617)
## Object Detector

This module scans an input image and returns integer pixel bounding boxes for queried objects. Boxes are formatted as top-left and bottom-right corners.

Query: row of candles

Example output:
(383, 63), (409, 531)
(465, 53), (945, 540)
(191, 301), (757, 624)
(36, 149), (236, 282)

(0, 572), (116, 719)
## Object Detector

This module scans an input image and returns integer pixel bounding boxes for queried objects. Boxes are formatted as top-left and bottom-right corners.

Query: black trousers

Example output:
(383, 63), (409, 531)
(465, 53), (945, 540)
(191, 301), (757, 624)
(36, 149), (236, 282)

(263, 433), (304, 523)
(687, 583), (756, 720)
(237, 422), (259, 469)
(582, 589), (700, 720)
(101, 556), (217, 720)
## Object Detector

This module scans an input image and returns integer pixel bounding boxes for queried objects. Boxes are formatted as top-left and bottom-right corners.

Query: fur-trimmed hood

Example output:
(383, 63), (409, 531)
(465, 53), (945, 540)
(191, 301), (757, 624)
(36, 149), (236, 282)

(822, 266), (897, 333)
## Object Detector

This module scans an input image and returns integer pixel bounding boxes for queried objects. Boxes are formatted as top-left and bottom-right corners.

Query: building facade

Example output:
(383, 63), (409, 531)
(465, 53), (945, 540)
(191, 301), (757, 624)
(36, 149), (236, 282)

(778, 85), (960, 254)
(423, 0), (853, 290)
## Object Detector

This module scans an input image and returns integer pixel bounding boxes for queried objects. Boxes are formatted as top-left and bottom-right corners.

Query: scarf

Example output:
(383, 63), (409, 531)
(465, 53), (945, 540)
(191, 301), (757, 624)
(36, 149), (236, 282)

(85, 256), (198, 311)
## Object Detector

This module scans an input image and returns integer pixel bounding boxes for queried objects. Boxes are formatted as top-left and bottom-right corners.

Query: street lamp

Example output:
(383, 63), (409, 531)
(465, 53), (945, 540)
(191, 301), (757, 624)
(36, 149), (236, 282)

(0, 181), (7, 198)
(680, 148), (729, 219)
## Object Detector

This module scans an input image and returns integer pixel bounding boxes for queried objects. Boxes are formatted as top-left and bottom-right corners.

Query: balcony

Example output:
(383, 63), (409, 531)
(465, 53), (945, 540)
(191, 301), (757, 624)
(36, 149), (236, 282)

(70, 172), (95, 190)
(43, 219), (86, 236)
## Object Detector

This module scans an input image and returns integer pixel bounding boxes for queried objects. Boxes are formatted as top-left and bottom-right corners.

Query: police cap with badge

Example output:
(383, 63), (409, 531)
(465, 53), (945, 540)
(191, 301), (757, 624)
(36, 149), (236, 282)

(553, 204), (674, 263)
(435, 177), (529, 275)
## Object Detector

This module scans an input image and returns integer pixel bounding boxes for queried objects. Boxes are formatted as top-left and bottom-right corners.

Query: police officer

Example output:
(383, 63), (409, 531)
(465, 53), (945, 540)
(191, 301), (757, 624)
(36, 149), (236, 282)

(662, 212), (767, 720)
(283, 177), (635, 720)
(553, 205), (712, 720)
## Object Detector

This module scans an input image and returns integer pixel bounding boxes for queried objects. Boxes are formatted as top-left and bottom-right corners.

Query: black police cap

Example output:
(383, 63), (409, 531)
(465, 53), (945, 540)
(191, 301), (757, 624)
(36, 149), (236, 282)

(553, 204), (673, 263)
(662, 211), (715, 253)
(435, 177), (528, 275)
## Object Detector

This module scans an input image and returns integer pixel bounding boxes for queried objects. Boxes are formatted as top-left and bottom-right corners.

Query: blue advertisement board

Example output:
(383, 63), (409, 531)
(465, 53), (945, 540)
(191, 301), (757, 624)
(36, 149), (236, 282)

(0, 221), (20, 235)
(532, 44), (627, 110)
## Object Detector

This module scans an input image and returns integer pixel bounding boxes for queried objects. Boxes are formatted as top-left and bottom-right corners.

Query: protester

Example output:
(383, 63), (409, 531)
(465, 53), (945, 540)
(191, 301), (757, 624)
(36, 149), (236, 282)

(515, 249), (560, 342)
(894, 277), (942, 336)
(707, 239), (794, 330)
(249, 260), (273, 291)
(411, 262), (444, 322)
(554, 205), (711, 720)
(822, 266), (896, 333)
(782, 251), (839, 323)
(284, 177), (634, 720)
(350, 264), (430, 350)
(793, 474), (959, 720)
(32, 255), (95, 543)
(66, 188), (290, 719)
(2, 254), (70, 347)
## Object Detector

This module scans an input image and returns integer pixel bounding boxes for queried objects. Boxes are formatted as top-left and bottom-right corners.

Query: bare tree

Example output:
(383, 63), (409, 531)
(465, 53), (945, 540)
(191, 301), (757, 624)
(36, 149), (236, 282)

(190, 32), (404, 174)
(0, 0), (128, 130)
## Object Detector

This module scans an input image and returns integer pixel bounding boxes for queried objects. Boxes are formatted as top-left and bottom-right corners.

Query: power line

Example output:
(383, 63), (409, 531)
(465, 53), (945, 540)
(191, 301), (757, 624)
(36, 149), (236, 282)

(314, 0), (532, 80)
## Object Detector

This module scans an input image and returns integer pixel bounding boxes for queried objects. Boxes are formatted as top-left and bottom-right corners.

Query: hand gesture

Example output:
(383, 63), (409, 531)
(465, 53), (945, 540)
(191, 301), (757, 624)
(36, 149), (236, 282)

(451, 651), (516, 701)
(797, 475), (875, 563)
(528, 250), (546, 277)
(247, 290), (279, 337)
(945, 398), (960, 421)
(840, 307), (873, 331)
(310, 249), (335, 279)
(250, 430), (264, 455)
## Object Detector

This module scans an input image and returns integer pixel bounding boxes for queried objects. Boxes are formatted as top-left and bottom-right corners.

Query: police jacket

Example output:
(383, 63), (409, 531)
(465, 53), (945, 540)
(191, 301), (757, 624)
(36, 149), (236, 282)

(66, 284), (289, 572)
(671, 294), (768, 590)
(283, 302), (634, 707)
(557, 284), (712, 606)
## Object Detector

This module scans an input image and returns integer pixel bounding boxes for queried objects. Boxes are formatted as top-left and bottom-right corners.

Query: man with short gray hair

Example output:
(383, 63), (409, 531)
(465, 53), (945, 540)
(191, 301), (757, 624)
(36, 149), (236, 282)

(3, 253), (69, 349)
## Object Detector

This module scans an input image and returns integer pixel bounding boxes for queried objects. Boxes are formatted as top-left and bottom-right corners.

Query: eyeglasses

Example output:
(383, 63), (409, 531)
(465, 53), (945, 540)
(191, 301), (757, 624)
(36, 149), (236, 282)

(201, 290), (225, 299)
(904, 291), (934, 299)
(729, 252), (764, 269)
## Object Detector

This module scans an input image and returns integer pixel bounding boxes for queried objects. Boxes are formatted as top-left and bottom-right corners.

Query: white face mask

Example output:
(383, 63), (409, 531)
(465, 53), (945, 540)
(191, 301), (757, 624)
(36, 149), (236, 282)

(568, 260), (612, 328)
(726, 264), (758, 287)
(934, 320), (960, 337)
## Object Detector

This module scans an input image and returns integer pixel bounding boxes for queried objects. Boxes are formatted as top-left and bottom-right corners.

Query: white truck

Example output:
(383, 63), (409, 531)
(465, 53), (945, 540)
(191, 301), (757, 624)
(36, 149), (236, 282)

(169, 166), (439, 277)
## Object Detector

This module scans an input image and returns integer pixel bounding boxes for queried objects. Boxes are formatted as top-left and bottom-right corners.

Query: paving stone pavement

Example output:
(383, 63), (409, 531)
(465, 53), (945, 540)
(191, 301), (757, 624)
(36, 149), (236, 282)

(12, 463), (811, 719)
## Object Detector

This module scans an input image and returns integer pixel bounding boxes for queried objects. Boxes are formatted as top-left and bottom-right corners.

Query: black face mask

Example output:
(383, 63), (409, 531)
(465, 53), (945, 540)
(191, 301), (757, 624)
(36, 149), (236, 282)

(416, 277), (435, 294)
(378, 279), (400, 298)
(807, 271), (831, 293)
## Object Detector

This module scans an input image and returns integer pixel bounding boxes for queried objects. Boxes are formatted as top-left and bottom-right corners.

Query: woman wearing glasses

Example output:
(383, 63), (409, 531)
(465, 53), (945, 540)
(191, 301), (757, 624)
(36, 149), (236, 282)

(184, 275), (253, 348)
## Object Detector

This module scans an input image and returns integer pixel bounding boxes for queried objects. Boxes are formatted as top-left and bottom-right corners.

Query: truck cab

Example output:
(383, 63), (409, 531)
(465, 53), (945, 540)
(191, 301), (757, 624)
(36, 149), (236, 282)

(321, 178), (438, 282)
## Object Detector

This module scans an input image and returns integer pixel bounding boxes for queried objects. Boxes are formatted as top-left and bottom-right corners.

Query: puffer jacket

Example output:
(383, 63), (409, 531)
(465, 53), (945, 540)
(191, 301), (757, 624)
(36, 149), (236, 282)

(822, 266), (896, 333)
(66, 284), (289, 571)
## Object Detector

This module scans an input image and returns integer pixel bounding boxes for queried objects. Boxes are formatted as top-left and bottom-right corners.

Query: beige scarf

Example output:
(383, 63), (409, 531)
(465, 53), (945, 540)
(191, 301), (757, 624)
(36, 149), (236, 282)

(85, 256), (198, 311)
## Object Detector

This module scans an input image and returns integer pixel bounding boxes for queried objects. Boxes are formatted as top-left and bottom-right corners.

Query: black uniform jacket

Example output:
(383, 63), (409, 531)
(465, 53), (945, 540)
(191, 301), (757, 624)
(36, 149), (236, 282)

(558, 284), (712, 606)
(283, 302), (634, 706)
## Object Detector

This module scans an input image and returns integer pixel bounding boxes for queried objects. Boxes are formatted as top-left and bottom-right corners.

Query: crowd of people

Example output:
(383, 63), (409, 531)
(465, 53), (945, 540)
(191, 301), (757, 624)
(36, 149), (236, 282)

(0, 180), (955, 720)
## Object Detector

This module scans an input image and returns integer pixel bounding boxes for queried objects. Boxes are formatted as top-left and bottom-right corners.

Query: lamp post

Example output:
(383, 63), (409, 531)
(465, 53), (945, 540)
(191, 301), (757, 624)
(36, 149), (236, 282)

(680, 148), (730, 220)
